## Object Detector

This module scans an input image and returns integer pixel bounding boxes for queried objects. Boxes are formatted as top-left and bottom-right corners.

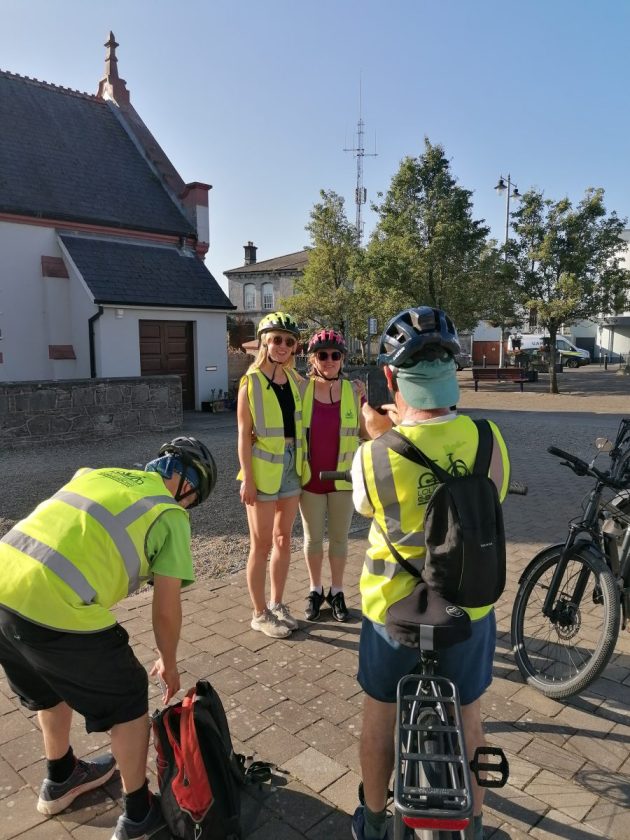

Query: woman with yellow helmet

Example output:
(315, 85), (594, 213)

(237, 311), (304, 638)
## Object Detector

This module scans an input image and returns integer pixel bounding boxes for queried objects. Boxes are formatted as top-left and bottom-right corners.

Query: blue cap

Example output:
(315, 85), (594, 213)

(144, 455), (200, 490)
(395, 357), (459, 409)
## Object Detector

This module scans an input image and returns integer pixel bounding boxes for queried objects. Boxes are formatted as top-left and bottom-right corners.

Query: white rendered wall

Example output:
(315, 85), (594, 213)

(0, 221), (91, 381)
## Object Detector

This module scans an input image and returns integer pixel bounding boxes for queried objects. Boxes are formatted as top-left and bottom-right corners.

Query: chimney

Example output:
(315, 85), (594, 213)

(244, 242), (257, 265)
(96, 32), (130, 105)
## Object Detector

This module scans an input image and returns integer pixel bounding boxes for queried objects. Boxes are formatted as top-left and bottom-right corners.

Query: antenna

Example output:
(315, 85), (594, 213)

(344, 77), (377, 244)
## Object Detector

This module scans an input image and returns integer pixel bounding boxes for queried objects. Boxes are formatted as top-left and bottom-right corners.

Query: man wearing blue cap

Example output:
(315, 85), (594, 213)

(350, 307), (510, 840)
(0, 436), (216, 840)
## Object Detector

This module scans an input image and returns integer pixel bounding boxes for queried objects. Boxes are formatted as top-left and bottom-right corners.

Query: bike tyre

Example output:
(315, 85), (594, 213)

(412, 709), (458, 840)
(511, 548), (620, 699)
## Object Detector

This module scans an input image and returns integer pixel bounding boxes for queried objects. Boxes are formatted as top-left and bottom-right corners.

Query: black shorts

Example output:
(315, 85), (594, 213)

(0, 608), (148, 733)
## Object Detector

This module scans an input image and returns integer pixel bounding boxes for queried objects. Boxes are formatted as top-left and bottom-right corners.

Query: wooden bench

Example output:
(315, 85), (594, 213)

(472, 367), (529, 392)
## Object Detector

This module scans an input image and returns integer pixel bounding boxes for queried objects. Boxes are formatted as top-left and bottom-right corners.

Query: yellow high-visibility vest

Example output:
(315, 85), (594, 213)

(359, 416), (510, 625)
(237, 368), (303, 494)
(301, 378), (360, 490)
(0, 469), (187, 632)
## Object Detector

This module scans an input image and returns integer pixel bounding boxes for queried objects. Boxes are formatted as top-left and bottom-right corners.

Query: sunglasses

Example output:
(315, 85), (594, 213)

(269, 335), (297, 348)
(316, 350), (342, 362)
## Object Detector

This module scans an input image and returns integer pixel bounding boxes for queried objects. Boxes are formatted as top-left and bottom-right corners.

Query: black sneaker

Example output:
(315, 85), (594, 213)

(110, 794), (166, 840)
(37, 753), (117, 815)
(305, 588), (325, 621)
(327, 589), (349, 622)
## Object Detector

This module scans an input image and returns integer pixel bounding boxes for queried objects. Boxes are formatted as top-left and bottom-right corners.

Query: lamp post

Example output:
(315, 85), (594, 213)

(494, 174), (521, 257)
(494, 174), (521, 367)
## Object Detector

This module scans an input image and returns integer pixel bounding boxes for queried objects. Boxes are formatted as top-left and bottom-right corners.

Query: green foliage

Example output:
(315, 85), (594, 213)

(361, 138), (495, 331)
(279, 189), (360, 333)
(511, 187), (630, 392)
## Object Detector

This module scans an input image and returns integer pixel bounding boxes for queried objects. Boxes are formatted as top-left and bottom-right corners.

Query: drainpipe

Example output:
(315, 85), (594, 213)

(88, 306), (104, 378)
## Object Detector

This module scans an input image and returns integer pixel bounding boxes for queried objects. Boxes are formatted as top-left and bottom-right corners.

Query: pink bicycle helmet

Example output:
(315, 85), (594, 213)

(307, 329), (347, 355)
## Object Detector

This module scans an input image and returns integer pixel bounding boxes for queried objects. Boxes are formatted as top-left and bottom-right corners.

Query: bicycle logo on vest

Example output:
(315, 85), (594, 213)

(417, 454), (469, 505)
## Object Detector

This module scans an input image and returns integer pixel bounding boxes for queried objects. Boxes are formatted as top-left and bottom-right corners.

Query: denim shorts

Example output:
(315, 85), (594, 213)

(357, 609), (496, 705)
(257, 443), (302, 502)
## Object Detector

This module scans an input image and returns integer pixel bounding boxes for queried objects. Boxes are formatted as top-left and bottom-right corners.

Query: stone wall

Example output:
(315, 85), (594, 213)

(0, 376), (182, 447)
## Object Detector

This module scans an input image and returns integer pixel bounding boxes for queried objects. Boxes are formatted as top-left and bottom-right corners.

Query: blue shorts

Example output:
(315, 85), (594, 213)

(256, 443), (302, 502)
(357, 610), (496, 705)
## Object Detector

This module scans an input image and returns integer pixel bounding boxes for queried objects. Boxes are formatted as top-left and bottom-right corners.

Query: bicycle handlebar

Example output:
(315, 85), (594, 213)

(320, 470), (528, 495)
(547, 445), (627, 489)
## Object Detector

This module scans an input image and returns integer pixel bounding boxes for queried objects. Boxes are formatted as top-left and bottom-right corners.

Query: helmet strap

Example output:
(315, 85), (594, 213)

(173, 472), (198, 508)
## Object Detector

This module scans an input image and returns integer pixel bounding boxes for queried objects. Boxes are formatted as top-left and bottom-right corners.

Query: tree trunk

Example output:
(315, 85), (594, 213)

(548, 324), (559, 394)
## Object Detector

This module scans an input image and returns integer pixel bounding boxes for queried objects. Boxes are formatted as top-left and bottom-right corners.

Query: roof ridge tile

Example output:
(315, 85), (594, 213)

(0, 68), (97, 101)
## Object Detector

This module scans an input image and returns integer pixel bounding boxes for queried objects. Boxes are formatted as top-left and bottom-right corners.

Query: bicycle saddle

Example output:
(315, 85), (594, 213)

(386, 582), (472, 650)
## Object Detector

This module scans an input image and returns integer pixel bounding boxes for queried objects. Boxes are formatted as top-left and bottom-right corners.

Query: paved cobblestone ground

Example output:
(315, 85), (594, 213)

(1, 366), (629, 839)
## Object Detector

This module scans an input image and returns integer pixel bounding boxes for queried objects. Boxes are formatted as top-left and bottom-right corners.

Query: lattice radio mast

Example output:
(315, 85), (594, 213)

(344, 82), (377, 244)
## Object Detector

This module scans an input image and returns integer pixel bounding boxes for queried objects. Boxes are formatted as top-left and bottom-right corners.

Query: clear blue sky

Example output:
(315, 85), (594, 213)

(3, 0), (630, 292)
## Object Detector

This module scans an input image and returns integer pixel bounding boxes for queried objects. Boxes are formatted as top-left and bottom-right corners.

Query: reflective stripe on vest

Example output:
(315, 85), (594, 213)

(363, 553), (424, 580)
(51, 491), (177, 595)
(369, 443), (426, 549)
(1, 530), (97, 604)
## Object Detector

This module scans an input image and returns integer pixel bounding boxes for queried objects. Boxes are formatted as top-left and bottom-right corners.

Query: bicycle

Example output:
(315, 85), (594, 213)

(511, 418), (630, 699)
(321, 469), (522, 838)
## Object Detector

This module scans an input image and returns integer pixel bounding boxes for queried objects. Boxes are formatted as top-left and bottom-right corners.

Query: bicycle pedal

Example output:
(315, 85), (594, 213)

(469, 746), (509, 788)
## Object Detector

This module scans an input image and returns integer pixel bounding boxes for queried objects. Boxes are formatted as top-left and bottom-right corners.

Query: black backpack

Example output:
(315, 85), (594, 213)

(152, 680), (271, 840)
(373, 420), (506, 608)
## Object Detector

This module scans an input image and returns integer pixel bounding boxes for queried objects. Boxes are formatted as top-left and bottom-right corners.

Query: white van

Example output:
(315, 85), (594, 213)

(507, 334), (590, 368)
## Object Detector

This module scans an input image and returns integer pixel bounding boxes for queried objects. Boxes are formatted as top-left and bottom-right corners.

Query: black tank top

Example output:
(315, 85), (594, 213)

(263, 375), (296, 438)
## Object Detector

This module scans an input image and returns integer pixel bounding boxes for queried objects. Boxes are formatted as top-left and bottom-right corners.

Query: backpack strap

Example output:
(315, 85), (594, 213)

(378, 429), (452, 483)
(472, 419), (493, 476)
(365, 434), (429, 579)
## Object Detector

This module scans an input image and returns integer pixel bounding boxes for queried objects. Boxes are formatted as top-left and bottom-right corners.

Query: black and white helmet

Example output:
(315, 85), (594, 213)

(377, 306), (460, 368)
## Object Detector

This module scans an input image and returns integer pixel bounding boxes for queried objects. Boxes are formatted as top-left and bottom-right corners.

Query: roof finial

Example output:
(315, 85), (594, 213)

(97, 31), (130, 105)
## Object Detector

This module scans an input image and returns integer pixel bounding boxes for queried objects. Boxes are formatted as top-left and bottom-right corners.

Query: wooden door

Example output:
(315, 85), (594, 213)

(139, 320), (195, 410)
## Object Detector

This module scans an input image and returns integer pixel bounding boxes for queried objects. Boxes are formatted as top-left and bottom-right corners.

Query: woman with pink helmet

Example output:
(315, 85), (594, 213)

(299, 328), (367, 622)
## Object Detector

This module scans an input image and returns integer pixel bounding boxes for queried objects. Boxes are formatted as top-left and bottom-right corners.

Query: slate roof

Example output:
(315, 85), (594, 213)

(224, 249), (309, 275)
(60, 235), (234, 310)
(0, 71), (195, 236)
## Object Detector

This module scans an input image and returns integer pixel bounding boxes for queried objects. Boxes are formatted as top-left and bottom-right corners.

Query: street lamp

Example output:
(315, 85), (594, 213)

(494, 174), (521, 258)
(494, 174), (521, 367)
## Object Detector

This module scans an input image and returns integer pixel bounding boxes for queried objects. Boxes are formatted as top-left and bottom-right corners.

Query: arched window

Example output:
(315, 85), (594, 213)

(244, 283), (256, 311)
(262, 283), (274, 311)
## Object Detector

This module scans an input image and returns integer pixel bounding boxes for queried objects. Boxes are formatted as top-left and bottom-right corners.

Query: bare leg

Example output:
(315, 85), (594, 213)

(269, 495), (301, 605)
(360, 695), (397, 812)
(38, 702), (73, 760)
(461, 699), (486, 816)
(245, 501), (275, 613)
(110, 714), (150, 794)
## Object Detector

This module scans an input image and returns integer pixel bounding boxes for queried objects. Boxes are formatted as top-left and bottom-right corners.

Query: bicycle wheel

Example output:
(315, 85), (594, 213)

(411, 708), (459, 840)
(511, 547), (620, 698)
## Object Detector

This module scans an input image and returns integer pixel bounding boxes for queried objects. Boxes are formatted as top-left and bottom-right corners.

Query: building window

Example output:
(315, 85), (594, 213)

(262, 283), (274, 311)
(244, 284), (256, 311)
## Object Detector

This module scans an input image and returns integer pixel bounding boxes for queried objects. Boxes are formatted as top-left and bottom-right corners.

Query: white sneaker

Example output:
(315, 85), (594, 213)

(269, 602), (299, 630)
(251, 609), (292, 638)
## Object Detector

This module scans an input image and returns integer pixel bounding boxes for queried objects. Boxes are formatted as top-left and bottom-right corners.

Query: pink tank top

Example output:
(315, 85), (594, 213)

(304, 399), (342, 494)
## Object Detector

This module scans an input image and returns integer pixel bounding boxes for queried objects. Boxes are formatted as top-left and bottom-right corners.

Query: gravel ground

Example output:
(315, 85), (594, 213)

(1, 366), (627, 583)
(0, 411), (367, 582)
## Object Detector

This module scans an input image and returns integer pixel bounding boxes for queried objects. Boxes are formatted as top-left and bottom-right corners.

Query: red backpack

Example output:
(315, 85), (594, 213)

(152, 680), (270, 839)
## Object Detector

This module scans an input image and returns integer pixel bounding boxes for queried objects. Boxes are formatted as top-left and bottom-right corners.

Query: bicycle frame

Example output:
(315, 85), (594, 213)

(541, 479), (607, 621)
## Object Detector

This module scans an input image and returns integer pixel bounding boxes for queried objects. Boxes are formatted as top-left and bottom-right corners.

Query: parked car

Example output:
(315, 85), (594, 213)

(455, 351), (472, 370)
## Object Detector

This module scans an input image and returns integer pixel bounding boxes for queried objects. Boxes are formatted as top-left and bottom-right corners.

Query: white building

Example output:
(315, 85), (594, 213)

(0, 33), (234, 409)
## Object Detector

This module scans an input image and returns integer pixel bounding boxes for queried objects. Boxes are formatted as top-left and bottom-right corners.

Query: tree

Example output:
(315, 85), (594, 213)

(280, 190), (360, 335)
(359, 138), (493, 332)
(511, 188), (630, 393)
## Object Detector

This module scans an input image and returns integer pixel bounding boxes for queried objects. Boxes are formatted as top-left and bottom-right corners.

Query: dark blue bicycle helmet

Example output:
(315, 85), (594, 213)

(377, 306), (460, 368)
